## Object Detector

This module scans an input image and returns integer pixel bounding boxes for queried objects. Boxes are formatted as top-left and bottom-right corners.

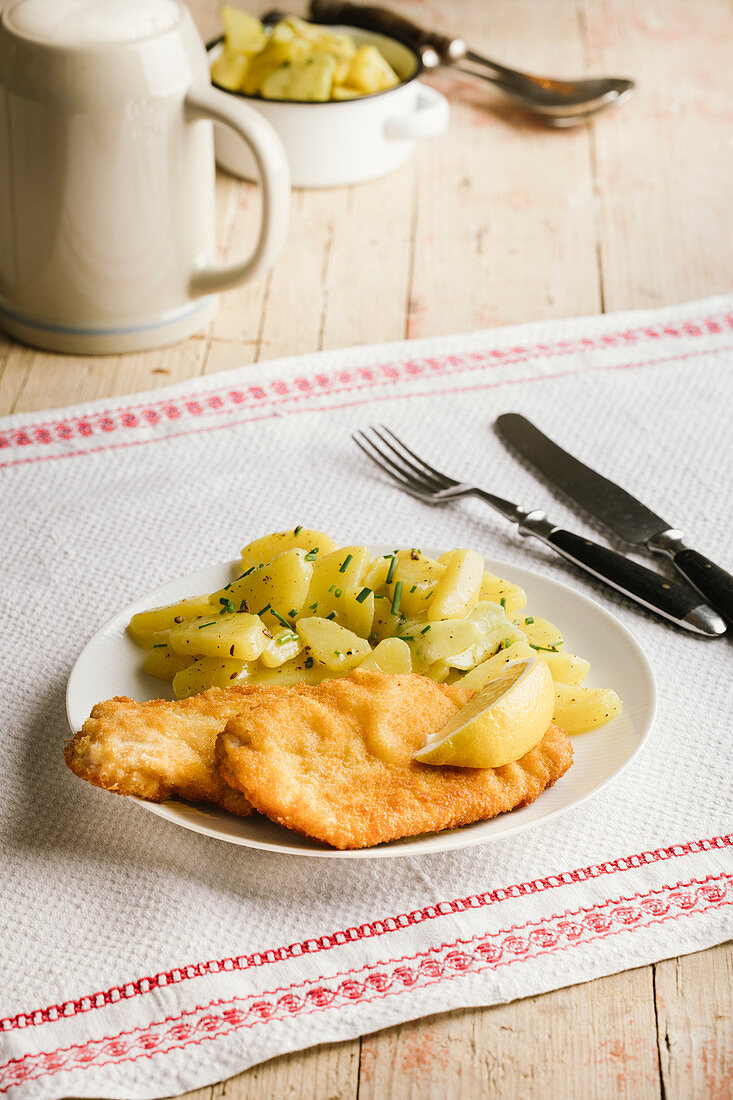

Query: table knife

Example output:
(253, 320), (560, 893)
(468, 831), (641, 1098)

(495, 413), (733, 628)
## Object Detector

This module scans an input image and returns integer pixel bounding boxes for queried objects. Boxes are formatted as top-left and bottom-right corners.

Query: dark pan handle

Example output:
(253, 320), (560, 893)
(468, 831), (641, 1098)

(309, 0), (466, 64)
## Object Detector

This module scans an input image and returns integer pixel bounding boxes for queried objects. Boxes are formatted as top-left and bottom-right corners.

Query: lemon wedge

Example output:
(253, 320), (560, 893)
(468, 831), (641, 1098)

(414, 657), (554, 769)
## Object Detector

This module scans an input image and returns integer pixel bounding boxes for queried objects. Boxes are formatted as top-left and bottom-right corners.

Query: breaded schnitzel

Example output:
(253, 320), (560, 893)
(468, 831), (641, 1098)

(216, 670), (573, 849)
(65, 687), (265, 815)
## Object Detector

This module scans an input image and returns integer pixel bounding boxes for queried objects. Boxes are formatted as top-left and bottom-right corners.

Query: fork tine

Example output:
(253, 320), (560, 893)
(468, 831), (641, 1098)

(379, 426), (458, 488)
(354, 430), (437, 494)
(368, 426), (451, 491)
(352, 433), (419, 492)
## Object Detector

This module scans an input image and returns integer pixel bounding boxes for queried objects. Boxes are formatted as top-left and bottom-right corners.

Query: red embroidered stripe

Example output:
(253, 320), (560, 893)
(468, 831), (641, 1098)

(1, 834), (729, 1034)
(1, 309), (731, 457)
(0, 873), (729, 1094)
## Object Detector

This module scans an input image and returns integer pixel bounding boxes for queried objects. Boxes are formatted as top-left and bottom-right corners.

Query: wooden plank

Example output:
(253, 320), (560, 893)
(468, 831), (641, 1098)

(586, 0), (733, 310)
(407, 0), (601, 337)
(654, 942), (733, 1099)
(359, 968), (660, 1098)
(175, 1038), (360, 1100)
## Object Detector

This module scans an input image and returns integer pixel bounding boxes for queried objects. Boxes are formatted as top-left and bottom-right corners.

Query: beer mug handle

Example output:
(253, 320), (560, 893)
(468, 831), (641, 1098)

(185, 83), (290, 296)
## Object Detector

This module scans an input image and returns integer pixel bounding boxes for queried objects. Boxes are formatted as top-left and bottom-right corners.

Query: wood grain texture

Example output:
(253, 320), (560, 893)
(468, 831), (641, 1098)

(359, 968), (661, 1100)
(9, 0), (730, 1096)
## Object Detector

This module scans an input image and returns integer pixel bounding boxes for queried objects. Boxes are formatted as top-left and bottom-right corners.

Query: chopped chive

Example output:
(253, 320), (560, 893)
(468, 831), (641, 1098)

(339, 553), (353, 573)
(334, 587), (342, 598)
(369, 631), (378, 642)
(410, 585), (417, 593)
(328, 584), (336, 593)
(271, 609), (293, 630)
(386, 555), (397, 584)
(500, 597), (506, 610)
(383, 553), (392, 559)
(308, 601), (319, 611)
(500, 637), (512, 649)
(391, 580), (403, 616)
(288, 608), (298, 618)
(356, 587), (371, 603)
(420, 625), (431, 635)
(333, 650), (341, 656)
(304, 548), (319, 562)
(152, 643), (167, 648)
(198, 621), (216, 629)
(219, 596), (236, 614)
(293, 525), (303, 535)
(399, 635), (414, 641)
(257, 603), (271, 616)
(529, 642), (559, 653)
(304, 656), (314, 669)
(524, 616), (535, 625)
(276, 632), (297, 646)
(326, 611), (337, 620)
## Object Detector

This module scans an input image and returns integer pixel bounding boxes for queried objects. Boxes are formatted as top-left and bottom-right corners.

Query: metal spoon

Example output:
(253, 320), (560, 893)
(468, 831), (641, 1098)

(309, 0), (635, 124)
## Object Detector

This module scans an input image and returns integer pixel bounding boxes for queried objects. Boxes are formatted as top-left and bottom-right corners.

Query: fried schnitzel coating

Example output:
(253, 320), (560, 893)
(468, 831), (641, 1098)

(216, 670), (573, 848)
(65, 686), (269, 815)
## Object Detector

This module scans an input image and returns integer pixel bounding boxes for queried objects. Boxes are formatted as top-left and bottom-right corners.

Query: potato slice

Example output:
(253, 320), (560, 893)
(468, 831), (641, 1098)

(259, 626), (302, 668)
(304, 545), (371, 619)
(240, 527), (336, 567)
(479, 572), (527, 614)
(553, 683), (622, 733)
(363, 555), (392, 592)
(458, 641), (535, 692)
(169, 613), (268, 661)
(261, 55), (337, 102)
(211, 47), (250, 91)
(544, 652), (590, 686)
(410, 618), (482, 668)
(370, 594), (405, 642)
(343, 44), (399, 93)
(446, 601), (526, 670)
(358, 637), (412, 674)
(296, 616), (370, 672)
(391, 553), (446, 616)
(214, 549), (313, 628)
(517, 615), (564, 652)
(242, 37), (312, 95)
(221, 6), (266, 53)
(142, 645), (193, 683)
(127, 593), (213, 645)
(428, 548), (484, 621)
(248, 654), (327, 687)
(340, 585), (375, 637)
(173, 657), (250, 698)
(331, 84), (361, 100)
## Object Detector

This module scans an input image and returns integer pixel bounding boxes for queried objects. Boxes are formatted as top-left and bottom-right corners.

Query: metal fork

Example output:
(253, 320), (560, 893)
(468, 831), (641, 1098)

(351, 426), (725, 636)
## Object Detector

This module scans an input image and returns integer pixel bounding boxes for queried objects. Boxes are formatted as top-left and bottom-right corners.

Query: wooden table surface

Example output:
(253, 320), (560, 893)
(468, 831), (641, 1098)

(2, 1), (730, 1096)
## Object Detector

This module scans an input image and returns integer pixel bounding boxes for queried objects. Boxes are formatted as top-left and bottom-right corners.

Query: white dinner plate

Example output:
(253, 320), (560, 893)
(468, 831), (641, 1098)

(66, 550), (656, 858)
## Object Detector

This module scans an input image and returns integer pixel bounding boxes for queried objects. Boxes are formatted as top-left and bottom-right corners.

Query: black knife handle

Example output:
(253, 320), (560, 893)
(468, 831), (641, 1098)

(309, 0), (466, 63)
(519, 516), (726, 636)
(669, 548), (733, 628)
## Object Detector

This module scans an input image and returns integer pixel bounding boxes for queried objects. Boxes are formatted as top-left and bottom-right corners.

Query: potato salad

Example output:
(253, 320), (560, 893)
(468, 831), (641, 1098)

(211, 9), (402, 102)
(127, 528), (622, 735)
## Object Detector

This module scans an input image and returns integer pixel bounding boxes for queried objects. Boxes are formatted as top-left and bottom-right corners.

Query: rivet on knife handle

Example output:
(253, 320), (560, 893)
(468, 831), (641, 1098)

(518, 511), (727, 637)
(309, 0), (466, 64)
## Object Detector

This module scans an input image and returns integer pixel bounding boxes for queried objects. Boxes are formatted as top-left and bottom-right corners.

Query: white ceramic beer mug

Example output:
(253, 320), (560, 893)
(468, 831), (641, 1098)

(0, 0), (290, 354)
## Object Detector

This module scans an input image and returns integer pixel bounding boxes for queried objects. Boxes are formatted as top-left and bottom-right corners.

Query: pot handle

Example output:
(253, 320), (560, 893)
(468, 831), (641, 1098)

(384, 84), (449, 140)
(185, 82), (290, 296)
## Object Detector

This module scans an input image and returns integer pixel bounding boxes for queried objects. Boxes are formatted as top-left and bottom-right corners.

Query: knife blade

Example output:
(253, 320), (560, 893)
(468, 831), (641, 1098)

(495, 413), (733, 628)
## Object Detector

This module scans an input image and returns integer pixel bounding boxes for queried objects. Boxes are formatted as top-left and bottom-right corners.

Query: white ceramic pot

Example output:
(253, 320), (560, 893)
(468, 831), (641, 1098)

(208, 28), (449, 189)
